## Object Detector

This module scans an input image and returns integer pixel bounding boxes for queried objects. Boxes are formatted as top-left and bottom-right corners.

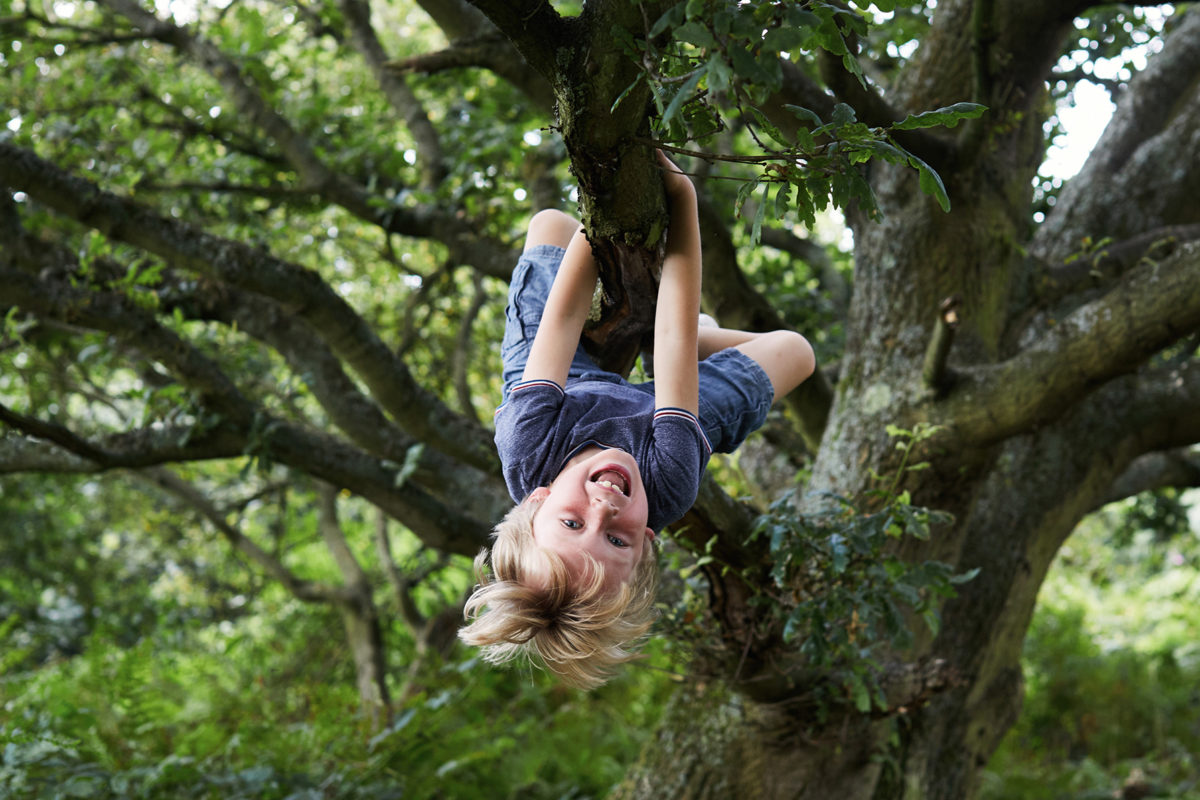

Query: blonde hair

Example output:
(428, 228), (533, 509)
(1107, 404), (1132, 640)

(458, 496), (658, 689)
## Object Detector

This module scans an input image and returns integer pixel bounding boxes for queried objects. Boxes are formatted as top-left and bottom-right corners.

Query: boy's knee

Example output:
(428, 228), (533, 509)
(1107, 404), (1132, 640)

(781, 330), (816, 379)
(526, 209), (581, 251)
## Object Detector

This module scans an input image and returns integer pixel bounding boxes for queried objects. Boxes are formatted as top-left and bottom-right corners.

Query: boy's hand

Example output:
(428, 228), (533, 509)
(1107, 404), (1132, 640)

(657, 149), (695, 200)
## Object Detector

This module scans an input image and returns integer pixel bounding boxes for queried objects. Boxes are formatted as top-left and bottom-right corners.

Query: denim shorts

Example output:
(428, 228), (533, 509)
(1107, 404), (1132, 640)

(499, 244), (774, 453)
(500, 244), (600, 396)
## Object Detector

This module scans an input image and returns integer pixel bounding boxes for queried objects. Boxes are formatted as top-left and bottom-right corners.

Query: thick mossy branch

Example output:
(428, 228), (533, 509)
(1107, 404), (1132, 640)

(948, 242), (1200, 444)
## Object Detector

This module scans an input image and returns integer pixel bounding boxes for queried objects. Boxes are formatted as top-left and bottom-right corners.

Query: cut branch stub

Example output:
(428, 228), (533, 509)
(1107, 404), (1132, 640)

(922, 294), (962, 393)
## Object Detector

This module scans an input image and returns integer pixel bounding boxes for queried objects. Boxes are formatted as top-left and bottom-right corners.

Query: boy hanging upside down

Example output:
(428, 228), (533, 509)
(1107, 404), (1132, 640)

(459, 152), (816, 688)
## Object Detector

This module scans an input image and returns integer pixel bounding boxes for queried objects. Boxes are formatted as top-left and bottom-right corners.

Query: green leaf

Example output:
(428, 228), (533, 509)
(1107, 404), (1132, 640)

(763, 26), (806, 54)
(949, 567), (981, 585)
(784, 104), (823, 129)
(735, 178), (760, 218)
(610, 73), (644, 114)
(706, 54), (731, 94)
(773, 181), (792, 219)
(662, 69), (703, 129)
(746, 106), (791, 148)
(394, 443), (425, 489)
(830, 534), (848, 574)
(785, 7), (820, 29)
(729, 44), (771, 86)
(751, 181), (768, 246)
(908, 153), (951, 212)
(892, 102), (988, 131)
(649, 1), (686, 38)
(923, 608), (941, 636)
(848, 675), (872, 712)
(831, 102), (858, 127)
(675, 20), (716, 48)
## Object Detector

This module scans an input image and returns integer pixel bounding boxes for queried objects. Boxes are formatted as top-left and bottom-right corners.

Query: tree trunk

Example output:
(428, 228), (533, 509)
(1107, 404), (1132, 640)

(610, 5), (1200, 798)
(338, 602), (392, 730)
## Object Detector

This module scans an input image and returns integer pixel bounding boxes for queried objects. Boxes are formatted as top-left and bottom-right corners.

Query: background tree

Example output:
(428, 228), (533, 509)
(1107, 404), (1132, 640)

(1, 1), (1198, 799)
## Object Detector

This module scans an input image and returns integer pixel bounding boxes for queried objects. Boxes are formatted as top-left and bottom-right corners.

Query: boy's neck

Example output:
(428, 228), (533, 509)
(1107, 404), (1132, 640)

(559, 445), (604, 475)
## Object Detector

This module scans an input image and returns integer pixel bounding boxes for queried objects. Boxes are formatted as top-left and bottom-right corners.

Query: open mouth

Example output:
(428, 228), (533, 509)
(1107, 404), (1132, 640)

(590, 465), (631, 497)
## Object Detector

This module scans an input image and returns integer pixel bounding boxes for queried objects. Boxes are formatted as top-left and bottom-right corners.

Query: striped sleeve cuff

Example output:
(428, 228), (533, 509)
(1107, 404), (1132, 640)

(495, 379), (565, 417)
(654, 407), (712, 454)
(510, 378), (565, 395)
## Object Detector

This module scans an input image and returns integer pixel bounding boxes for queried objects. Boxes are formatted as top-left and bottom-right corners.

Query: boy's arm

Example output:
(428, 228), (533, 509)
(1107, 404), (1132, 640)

(652, 152), (702, 415)
(520, 229), (599, 388)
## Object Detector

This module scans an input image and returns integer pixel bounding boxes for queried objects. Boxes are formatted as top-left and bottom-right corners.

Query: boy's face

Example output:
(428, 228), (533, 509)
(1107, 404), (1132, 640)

(528, 447), (655, 591)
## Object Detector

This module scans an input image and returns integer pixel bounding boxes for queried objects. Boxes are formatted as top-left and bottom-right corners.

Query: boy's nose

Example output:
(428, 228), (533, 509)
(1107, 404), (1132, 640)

(592, 494), (619, 515)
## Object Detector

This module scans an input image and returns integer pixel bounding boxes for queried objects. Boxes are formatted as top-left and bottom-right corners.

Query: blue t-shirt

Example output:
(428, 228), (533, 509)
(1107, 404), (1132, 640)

(494, 374), (712, 532)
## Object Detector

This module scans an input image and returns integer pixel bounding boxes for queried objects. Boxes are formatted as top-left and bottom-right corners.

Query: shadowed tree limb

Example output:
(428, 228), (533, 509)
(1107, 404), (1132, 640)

(160, 273), (505, 519)
(1033, 10), (1200, 261)
(339, 0), (447, 189)
(139, 467), (356, 605)
(0, 426), (244, 474)
(3, 216), (506, 520)
(461, 0), (571, 81)
(95, 0), (515, 278)
(0, 264), (502, 554)
(1035, 224), (1200, 307)
(946, 241), (1200, 445)
(0, 142), (500, 472)
(316, 482), (392, 726)
(1098, 448), (1200, 510)
(385, 33), (555, 111)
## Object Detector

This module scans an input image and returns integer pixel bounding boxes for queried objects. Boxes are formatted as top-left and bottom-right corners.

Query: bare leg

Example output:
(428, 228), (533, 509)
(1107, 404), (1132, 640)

(733, 330), (815, 402)
(698, 325), (760, 359)
(525, 209), (582, 251)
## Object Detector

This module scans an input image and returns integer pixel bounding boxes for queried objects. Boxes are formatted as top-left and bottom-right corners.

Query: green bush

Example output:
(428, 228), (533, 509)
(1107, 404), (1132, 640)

(1, 598), (674, 799)
(982, 497), (1200, 799)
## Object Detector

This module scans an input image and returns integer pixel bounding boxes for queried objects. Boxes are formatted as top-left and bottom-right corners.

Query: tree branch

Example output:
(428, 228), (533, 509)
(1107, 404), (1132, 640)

(162, 274), (504, 520)
(138, 466), (355, 604)
(316, 483), (372, 596)
(452, 271), (488, 424)
(462, 0), (571, 82)
(0, 142), (500, 472)
(1032, 10), (1200, 262)
(1038, 224), (1200, 307)
(338, 0), (447, 189)
(96, 0), (515, 279)
(1, 268), (257, 426)
(0, 267), (503, 554)
(385, 33), (554, 111)
(1098, 449), (1200, 510)
(947, 240), (1200, 444)
(374, 508), (426, 632)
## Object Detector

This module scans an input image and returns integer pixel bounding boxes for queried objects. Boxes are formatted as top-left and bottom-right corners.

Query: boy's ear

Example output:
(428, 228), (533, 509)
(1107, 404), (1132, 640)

(644, 528), (655, 542)
(527, 486), (551, 504)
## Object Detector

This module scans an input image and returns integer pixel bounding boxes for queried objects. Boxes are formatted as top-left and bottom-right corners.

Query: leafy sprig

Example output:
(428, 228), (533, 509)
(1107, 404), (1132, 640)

(748, 423), (977, 716)
(621, 0), (987, 239)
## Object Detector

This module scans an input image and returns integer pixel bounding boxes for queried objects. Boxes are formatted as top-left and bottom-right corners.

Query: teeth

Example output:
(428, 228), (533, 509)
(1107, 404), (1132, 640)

(596, 479), (622, 493)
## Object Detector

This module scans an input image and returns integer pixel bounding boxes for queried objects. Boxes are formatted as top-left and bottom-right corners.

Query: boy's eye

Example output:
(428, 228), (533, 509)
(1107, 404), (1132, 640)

(607, 534), (628, 548)
(561, 519), (582, 530)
